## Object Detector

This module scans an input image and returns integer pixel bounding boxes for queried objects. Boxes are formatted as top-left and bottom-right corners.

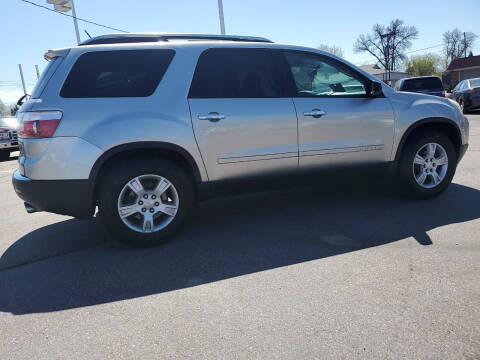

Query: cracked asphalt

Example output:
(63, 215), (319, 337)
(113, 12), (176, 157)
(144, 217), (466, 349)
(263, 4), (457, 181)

(1, 114), (479, 359)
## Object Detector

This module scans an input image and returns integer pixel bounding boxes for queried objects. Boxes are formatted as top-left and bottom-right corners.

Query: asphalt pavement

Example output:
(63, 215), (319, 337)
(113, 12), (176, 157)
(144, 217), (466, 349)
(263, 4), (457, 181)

(1, 114), (479, 359)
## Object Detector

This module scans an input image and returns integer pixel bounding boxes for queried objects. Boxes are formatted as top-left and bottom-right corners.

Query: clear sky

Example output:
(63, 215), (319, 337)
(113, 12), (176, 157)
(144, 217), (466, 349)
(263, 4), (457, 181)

(1, 0), (479, 104)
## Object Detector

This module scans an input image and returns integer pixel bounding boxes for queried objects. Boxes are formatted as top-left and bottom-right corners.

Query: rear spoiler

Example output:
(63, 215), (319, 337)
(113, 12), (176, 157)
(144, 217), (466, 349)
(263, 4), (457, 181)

(43, 48), (70, 61)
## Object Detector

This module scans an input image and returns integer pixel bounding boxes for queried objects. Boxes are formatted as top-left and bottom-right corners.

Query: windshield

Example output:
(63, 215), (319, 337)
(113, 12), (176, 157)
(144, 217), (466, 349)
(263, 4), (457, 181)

(402, 77), (443, 91)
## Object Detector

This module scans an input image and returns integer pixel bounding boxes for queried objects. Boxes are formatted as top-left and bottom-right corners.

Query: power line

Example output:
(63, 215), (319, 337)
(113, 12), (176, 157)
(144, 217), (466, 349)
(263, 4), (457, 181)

(405, 44), (443, 54)
(20, 0), (129, 34)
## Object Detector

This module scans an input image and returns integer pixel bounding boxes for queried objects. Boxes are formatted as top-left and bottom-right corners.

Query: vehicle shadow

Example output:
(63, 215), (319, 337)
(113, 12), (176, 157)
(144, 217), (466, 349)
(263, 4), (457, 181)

(1, 172), (479, 314)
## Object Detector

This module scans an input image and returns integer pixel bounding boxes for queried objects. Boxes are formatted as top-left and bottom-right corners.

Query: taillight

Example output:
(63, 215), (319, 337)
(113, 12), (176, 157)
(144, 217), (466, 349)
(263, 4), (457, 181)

(441, 90), (446, 97)
(18, 111), (62, 139)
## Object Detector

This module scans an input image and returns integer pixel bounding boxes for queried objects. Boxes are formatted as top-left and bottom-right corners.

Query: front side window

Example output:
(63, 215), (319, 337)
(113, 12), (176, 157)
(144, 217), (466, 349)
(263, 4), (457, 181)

(189, 48), (285, 98)
(284, 52), (367, 97)
(61, 49), (175, 98)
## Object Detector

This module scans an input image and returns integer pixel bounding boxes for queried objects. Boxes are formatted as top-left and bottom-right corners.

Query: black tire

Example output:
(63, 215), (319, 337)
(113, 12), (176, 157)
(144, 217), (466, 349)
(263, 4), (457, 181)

(0, 150), (10, 161)
(399, 131), (457, 198)
(98, 157), (195, 247)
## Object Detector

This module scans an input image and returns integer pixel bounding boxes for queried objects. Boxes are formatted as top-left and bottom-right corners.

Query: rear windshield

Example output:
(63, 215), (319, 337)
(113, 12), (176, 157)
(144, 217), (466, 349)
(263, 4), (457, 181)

(402, 77), (443, 91)
(470, 78), (480, 88)
(60, 49), (175, 98)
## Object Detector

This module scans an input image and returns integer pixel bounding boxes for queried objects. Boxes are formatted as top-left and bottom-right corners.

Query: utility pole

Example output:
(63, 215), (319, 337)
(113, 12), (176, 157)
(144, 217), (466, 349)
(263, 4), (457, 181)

(71, 0), (81, 45)
(217, 0), (226, 35)
(46, 1), (81, 45)
(18, 64), (27, 96)
(380, 31), (396, 85)
(35, 65), (40, 80)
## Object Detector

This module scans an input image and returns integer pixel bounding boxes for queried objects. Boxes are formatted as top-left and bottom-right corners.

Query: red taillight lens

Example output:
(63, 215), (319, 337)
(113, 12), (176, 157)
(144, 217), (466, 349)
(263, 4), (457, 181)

(441, 90), (446, 97)
(18, 111), (62, 139)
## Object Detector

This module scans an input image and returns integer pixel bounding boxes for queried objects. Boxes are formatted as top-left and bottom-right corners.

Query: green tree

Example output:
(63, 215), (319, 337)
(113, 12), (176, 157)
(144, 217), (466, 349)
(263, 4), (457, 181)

(404, 54), (442, 77)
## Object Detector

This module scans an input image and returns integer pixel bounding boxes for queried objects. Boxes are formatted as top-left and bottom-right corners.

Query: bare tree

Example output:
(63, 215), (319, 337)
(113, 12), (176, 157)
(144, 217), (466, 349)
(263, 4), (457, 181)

(443, 28), (476, 64)
(317, 44), (344, 58)
(354, 19), (418, 73)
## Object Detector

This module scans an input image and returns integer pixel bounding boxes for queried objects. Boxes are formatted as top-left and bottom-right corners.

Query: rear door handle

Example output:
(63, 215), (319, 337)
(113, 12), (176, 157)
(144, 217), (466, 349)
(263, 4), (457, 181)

(197, 112), (225, 122)
(303, 109), (326, 118)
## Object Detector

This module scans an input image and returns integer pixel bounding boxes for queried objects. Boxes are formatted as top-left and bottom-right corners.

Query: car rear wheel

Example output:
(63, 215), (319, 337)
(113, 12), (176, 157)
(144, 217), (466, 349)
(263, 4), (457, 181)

(399, 131), (457, 198)
(98, 158), (195, 246)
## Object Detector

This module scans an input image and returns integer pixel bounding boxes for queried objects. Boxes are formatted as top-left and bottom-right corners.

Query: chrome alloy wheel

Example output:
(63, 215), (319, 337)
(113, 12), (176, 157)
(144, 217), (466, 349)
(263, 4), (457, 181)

(412, 143), (448, 189)
(117, 174), (179, 233)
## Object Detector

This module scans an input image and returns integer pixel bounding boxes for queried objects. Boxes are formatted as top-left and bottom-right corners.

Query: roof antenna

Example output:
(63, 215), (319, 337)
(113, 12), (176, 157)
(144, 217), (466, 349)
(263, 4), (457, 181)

(84, 30), (92, 39)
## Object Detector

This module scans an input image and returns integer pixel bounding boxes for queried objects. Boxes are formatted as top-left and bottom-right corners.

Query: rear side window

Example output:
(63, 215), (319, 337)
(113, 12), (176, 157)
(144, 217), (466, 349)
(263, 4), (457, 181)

(470, 79), (480, 88)
(60, 49), (175, 98)
(189, 48), (286, 98)
(402, 77), (443, 91)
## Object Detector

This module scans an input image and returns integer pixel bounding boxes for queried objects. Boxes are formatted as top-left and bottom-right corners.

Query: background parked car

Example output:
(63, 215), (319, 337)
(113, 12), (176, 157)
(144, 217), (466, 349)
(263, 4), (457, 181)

(0, 116), (19, 161)
(451, 78), (480, 113)
(394, 76), (445, 97)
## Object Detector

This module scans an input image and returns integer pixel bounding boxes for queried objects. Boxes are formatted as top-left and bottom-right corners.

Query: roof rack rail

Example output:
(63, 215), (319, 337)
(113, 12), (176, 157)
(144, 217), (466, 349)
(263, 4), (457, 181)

(80, 33), (272, 46)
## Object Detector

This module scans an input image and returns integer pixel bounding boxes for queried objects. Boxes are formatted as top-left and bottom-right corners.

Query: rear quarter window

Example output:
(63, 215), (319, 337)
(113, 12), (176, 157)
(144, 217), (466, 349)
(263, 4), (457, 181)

(60, 49), (175, 98)
(31, 57), (63, 99)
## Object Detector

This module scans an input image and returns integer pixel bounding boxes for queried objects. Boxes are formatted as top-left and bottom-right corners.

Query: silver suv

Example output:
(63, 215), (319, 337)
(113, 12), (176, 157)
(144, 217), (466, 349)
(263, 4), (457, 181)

(12, 33), (469, 246)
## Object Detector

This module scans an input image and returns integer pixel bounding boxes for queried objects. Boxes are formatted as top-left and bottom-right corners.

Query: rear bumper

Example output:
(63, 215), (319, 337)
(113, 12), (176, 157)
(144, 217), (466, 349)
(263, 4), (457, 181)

(12, 170), (95, 219)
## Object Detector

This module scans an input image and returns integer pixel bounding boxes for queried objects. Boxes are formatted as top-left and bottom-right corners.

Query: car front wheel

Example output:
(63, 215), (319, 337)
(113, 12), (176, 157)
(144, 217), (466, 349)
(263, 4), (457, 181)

(399, 131), (457, 198)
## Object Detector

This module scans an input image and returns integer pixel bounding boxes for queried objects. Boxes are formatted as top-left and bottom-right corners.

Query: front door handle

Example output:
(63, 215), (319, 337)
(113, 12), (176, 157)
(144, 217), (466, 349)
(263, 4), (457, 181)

(197, 112), (225, 122)
(303, 109), (326, 118)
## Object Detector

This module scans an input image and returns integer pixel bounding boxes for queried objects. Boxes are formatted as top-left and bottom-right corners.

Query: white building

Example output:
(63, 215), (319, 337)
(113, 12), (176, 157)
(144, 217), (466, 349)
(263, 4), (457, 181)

(359, 64), (408, 87)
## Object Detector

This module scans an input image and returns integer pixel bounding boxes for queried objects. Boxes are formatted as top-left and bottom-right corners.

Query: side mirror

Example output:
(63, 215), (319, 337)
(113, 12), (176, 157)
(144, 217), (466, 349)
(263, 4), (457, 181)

(16, 94), (30, 106)
(368, 81), (384, 98)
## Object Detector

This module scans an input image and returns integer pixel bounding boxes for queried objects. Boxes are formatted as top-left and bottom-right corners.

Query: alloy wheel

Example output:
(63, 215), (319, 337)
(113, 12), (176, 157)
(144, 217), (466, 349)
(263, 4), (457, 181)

(117, 174), (179, 233)
(412, 143), (448, 189)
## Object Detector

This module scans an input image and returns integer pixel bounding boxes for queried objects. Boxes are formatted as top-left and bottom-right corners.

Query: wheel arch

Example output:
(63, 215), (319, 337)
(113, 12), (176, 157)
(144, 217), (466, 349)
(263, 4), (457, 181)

(394, 117), (462, 162)
(90, 142), (203, 192)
